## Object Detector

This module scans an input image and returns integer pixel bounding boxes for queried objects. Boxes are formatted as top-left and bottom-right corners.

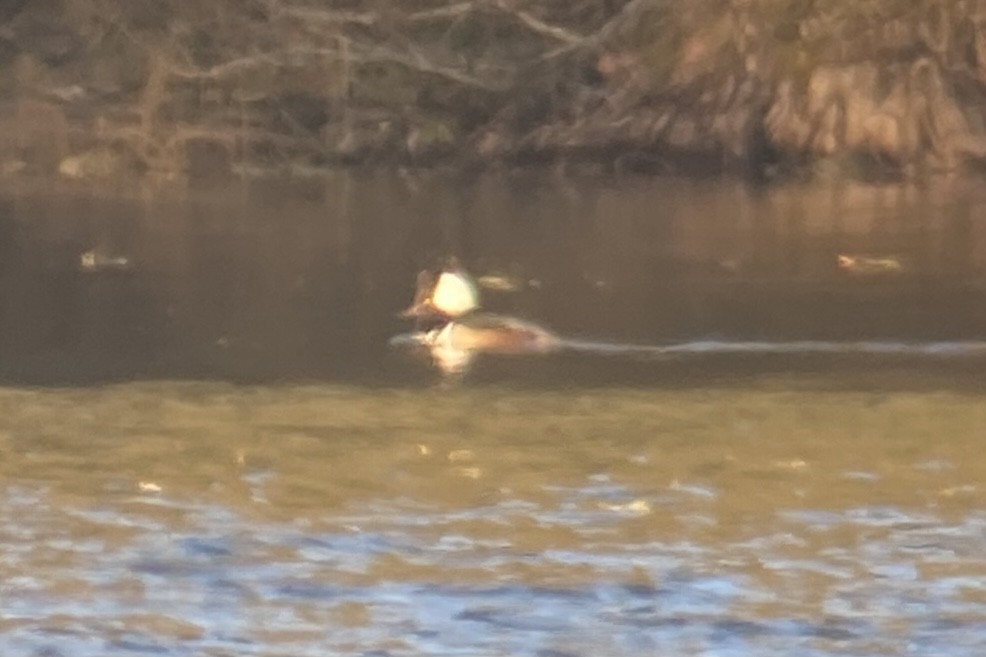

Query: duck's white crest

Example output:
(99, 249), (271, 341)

(431, 270), (479, 318)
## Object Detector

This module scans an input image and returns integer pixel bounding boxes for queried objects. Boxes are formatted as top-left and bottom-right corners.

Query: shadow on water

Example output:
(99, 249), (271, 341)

(2, 171), (986, 388)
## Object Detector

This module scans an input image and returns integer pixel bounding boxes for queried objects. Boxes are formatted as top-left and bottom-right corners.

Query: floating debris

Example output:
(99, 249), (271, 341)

(80, 249), (132, 273)
(837, 253), (906, 275)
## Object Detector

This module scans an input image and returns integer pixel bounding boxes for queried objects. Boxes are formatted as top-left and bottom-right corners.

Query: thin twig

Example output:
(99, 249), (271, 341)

(277, 1), (478, 26)
(492, 0), (584, 45)
(543, 0), (657, 59)
(165, 44), (509, 92)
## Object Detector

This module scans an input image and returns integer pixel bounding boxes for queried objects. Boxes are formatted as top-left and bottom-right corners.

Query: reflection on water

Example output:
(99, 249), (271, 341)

(2, 173), (986, 656)
(1, 172), (986, 383)
(2, 384), (986, 656)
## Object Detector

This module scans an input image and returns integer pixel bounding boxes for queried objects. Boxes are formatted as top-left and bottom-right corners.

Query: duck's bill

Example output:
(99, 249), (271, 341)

(388, 332), (428, 347)
(397, 304), (425, 318)
(397, 303), (450, 322)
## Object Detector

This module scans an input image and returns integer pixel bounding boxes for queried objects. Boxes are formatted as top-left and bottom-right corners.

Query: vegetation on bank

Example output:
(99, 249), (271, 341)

(2, 0), (986, 181)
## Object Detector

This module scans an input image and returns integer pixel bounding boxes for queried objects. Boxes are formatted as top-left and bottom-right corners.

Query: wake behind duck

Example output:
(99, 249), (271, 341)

(391, 259), (986, 377)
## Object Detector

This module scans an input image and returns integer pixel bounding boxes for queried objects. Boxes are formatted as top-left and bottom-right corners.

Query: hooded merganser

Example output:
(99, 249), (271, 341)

(397, 257), (558, 375)
(400, 257), (479, 329)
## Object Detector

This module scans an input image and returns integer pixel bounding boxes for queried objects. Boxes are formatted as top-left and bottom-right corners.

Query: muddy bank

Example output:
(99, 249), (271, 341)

(2, 0), (986, 181)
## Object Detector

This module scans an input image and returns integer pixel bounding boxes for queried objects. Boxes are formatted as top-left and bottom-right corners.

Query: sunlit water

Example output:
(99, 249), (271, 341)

(2, 383), (986, 657)
(2, 173), (986, 656)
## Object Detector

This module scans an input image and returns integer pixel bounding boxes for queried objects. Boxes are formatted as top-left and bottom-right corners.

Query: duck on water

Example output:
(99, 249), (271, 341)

(389, 257), (986, 377)
(392, 257), (559, 375)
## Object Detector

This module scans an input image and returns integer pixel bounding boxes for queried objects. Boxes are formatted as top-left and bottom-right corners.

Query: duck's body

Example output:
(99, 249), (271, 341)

(422, 314), (558, 354)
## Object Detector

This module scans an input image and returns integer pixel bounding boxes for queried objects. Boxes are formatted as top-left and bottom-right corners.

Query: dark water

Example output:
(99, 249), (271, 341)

(2, 172), (986, 384)
(2, 172), (986, 656)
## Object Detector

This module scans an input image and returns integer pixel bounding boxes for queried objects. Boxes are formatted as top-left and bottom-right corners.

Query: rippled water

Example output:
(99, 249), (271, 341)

(2, 382), (986, 656)
(2, 173), (986, 655)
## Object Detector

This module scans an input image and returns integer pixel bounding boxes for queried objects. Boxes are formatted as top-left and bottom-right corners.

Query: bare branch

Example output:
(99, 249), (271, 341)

(407, 2), (477, 22)
(164, 43), (509, 92)
(492, 0), (584, 45)
(166, 52), (282, 80)
(277, 0), (586, 47)
(275, 1), (478, 27)
(273, 4), (376, 26)
(543, 0), (658, 58)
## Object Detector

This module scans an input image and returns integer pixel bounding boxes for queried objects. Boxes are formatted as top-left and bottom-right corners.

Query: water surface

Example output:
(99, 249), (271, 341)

(2, 383), (986, 656)
(2, 172), (986, 383)
(1, 173), (985, 656)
